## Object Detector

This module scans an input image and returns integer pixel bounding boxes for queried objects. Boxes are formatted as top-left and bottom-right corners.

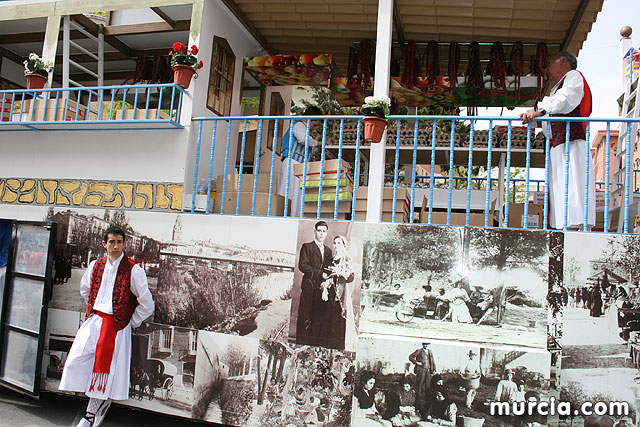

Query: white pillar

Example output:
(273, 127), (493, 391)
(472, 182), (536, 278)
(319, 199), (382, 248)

(620, 26), (633, 90)
(42, 15), (61, 89)
(366, 0), (393, 223)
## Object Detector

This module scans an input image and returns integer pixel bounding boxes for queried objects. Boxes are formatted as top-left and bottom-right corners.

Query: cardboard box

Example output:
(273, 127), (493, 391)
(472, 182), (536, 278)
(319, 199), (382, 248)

(356, 187), (410, 200)
(301, 178), (352, 188)
(213, 191), (285, 216)
(293, 159), (352, 181)
(303, 182), (354, 196)
(1, 96), (14, 122)
(304, 191), (352, 202)
(303, 201), (352, 214)
(118, 108), (169, 120)
(354, 211), (410, 222)
(355, 186), (411, 212)
(16, 99), (86, 121)
(183, 194), (215, 212)
(419, 196), (495, 226)
(507, 203), (544, 229)
(216, 174), (278, 195)
(303, 212), (350, 220)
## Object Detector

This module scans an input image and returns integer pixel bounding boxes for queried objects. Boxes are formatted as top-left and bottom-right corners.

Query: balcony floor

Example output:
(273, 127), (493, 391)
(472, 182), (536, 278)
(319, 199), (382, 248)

(0, 119), (183, 131)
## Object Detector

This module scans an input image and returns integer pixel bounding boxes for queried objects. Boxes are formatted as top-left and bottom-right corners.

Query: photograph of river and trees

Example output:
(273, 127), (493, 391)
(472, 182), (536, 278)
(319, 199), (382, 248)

(154, 215), (297, 342)
(559, 232), (640, 427)
(359, 224), (550, 348)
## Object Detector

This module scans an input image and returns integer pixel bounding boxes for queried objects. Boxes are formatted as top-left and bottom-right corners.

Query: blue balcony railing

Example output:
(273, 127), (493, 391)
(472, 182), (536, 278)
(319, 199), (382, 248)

(194, 114), (637, 233)
(0, 84), (186, 130)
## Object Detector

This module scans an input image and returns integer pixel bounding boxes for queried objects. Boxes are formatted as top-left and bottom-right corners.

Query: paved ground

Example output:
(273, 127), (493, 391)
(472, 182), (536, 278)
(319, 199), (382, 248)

(0, 386), (215, 427)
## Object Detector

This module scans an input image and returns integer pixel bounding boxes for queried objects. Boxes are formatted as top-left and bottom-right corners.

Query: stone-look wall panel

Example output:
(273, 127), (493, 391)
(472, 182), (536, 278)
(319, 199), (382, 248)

(0, 178), (184, 211)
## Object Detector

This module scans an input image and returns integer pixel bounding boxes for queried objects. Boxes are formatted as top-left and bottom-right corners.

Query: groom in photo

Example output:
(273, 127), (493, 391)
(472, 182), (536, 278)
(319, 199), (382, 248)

(295, 221), (333, 347)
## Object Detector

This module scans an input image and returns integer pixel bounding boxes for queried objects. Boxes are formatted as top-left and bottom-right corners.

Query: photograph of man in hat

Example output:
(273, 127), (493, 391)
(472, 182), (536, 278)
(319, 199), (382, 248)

(408, 342), (436, 411)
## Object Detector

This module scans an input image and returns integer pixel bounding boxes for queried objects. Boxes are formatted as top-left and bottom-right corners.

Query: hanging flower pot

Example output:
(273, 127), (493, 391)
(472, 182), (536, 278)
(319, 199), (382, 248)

(172, 64), (196, 89)
(363, 116), (388, 143)
(25, 73), (48, 91)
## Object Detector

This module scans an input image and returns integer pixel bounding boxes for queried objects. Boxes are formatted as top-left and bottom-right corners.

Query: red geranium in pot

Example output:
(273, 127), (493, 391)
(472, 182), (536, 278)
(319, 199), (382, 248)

(361, 95), (391, 143)
(169, 42), (204, 89)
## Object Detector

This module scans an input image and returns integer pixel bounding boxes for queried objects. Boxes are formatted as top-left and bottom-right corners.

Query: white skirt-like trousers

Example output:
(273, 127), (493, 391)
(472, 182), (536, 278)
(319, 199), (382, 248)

(59, 314), (132, 400)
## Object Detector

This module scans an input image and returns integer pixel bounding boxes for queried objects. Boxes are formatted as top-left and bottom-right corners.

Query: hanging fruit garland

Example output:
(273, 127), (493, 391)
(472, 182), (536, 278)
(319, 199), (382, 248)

(401, 40), (418, 87)
(357, 39), (373, 90)
(535, 42), (549, 101)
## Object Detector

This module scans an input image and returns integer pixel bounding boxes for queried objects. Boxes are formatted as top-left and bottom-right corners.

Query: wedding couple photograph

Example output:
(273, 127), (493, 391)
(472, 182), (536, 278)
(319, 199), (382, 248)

(288, 220), (365, 352)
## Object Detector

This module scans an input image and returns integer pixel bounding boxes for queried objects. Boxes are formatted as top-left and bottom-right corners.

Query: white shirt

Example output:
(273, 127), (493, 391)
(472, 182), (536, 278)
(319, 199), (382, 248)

(314, 239), (325, 261)
(292, 121), (320, 148)
(80, 253), (155, 328)
(538, 70), (585, 139)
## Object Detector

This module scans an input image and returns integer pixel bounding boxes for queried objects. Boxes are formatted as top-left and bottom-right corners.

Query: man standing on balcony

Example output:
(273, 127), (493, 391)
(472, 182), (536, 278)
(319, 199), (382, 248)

(59, 225), (154, 427)
(520, 51), (595, 230)
(278, 106), (324, 217)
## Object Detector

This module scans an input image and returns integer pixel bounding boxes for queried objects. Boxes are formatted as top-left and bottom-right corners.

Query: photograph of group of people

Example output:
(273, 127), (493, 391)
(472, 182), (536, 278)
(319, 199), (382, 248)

(359, 225), (549, 348)
(354, 336), (550, 427)
(559, 233), (640, 427)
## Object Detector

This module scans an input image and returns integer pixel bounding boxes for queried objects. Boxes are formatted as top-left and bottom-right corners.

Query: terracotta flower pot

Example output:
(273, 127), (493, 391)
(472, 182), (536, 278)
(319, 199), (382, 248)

(363, 116), (388, 143)
(25, 73), (47, 91)
(172, 64), (196, 89)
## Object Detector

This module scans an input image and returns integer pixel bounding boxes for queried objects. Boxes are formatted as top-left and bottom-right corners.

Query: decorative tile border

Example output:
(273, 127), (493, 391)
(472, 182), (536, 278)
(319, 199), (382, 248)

(0, 178), (183, 211)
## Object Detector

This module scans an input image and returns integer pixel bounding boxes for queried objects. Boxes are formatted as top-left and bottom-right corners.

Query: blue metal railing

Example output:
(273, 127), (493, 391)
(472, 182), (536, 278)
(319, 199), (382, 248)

(0, 84), (185, 128)
(187, 114), (639, 233)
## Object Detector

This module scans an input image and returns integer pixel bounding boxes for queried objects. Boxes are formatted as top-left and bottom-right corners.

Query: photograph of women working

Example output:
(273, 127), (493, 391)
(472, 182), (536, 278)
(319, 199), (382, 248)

(354, 336), (551, 427)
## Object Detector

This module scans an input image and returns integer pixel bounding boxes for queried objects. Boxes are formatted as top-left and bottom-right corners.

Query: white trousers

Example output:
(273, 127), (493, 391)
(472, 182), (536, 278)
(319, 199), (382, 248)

(59, 314), (132, 400)
(278, 158), (301, 217)
(549, 140), (596, 229)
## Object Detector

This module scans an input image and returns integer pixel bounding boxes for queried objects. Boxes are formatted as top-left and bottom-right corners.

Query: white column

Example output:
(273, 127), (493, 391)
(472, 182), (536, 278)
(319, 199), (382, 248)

(620, 26), (633, 90)
(42, 15), (61, 89)
(62, 15), (70, 89)
(366, 0), (393, 223)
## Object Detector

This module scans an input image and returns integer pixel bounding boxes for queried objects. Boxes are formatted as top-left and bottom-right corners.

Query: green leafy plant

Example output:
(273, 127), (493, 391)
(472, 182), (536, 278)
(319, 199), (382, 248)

(23, 53), (53, 77)
(169, 42), (203, 70)
(361, 95), (391, 118)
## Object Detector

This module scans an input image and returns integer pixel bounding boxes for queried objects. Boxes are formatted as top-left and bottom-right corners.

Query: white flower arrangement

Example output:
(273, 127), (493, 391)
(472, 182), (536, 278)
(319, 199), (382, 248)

(361, 95), (391, 118)
(23, 53), (54, 77)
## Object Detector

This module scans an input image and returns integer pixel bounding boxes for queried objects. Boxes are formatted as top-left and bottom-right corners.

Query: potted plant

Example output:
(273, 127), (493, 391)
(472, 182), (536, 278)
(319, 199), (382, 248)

(23, 53), (53, 91)
(169, 42), (204, 89)
(361, 95), (391, 143)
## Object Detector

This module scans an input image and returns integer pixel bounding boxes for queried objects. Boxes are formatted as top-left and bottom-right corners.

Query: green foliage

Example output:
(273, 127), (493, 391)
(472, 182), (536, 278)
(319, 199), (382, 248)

(467, 228), (549, 274)
(219, 380), (255, 425)
(605, 234), (640, 284)
(241, 96), (260, 108)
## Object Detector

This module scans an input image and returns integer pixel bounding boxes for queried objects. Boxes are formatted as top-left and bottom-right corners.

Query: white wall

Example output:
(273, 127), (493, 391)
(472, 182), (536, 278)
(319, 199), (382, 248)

(182, 0), (262, 189)
(0, 128), (190, 182)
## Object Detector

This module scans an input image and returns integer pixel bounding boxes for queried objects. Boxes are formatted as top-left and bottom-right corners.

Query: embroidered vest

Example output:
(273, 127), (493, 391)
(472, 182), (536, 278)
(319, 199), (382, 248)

(549, 71), (592, 148)
(86, 256), (138, 331)
(281, 120), (309, 163)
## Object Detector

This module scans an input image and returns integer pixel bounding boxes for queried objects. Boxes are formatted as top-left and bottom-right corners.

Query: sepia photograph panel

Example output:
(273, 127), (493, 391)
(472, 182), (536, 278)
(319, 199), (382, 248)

(354, 335), (551, 427)
(288, 219), (364, 352)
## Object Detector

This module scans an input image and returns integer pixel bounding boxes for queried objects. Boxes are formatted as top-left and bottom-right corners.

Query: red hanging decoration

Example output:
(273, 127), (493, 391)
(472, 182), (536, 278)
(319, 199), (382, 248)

(448, 41), (460, 92)
(423, 40), (440, 88)
(465, 41), (483, 94)
(510, 41), (524, 103)
(535, 42), (549, 101)
(401, 41), (418, 86)
(357, 39), (373, 90)
(488, 42), (506, 102)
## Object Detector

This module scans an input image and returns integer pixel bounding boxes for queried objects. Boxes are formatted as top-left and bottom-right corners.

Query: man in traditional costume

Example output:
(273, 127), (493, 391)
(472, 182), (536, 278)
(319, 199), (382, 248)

(59, 225), (154, 427)
(520, 50), (595, 230)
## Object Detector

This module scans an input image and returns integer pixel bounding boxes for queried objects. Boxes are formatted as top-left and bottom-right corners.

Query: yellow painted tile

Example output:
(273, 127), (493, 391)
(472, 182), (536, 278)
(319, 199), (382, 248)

(117, 183), (134, 208)
(20, 179), (35, 193)
(72, 182), (88, 205)
(43, 180), (58, 203)
(89, 182), (115, 201)
(36, 181), (47, 204)
(134, 195), (148, 209)
(155, 185), (170, 209)
(167, 184), (183, 211)
(84, 194), (102, 206)
(103, 193), (123, 208)
(136, 184), (153, 207)
(56, 190), (70, 205)
(6, 179), (20, 190)
(2, 186), (17, 203)
(59, 181), (80, 194)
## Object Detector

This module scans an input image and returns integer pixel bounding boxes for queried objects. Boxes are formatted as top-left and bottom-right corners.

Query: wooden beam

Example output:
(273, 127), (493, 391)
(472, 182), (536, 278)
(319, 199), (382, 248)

(71, 14), (137, 60)
(0, 45), (23, 65)
(218, 0), (275, 55)
(103, 20), (190, 36)
(56, 48), (169, 63)
(0, 29), (89, 44)
(561, 0), (590, 51)
(393, 2), (406, 46)
(151, 6), (176, 28)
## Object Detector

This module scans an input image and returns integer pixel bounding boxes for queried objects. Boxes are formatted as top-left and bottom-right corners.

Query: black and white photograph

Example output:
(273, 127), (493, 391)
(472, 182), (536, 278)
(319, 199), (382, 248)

(154, 214), (297, 341)
(18, 206), (298, 342)
(120, 322), (198, 418)
(191, 331), (259, 426)
(254, 341), (354, 427)
(41, 308), (83, 393)
(288, 219), (364, 351)
(359, 224), (549, 348)
(559, 232), (640, 427)
(354, 335), (551, 427)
